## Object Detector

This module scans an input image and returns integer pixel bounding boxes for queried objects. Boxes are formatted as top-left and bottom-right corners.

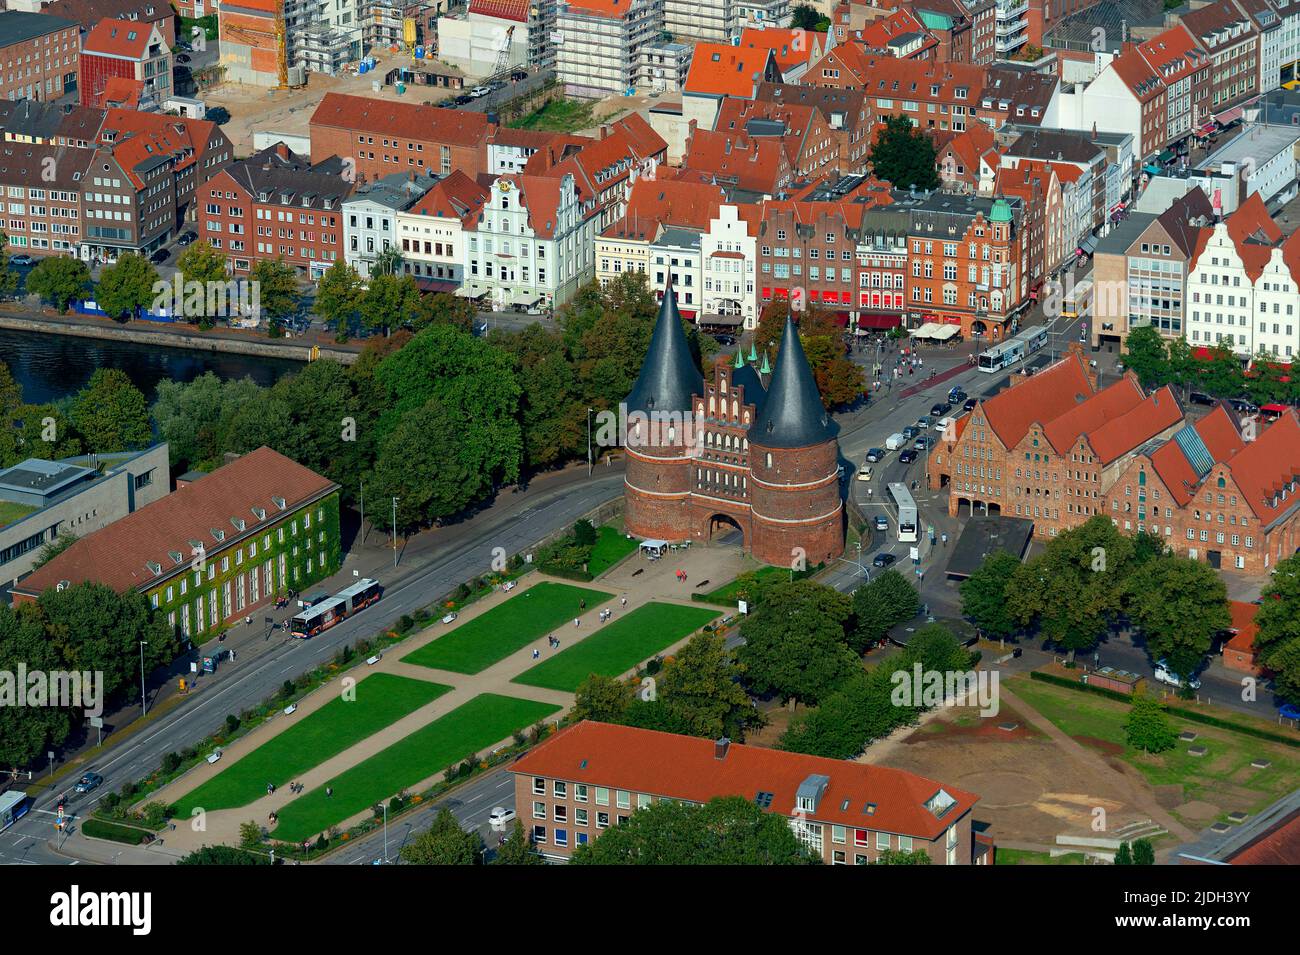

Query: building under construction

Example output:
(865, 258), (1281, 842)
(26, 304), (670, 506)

(436, 0), (555, 78)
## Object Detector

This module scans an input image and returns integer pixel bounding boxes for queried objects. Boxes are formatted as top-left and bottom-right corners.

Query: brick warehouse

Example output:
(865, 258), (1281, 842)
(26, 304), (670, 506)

(622, 289), (844, 567)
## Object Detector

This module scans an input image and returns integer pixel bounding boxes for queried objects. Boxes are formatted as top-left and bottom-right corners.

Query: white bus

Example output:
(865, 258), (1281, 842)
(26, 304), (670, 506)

(334, 578), (382, 615)
(1014, 326), (1048, 354)
(886, 482), (919, 543)
(977, 339), (1026, 373)
(0, 790), (30, 832)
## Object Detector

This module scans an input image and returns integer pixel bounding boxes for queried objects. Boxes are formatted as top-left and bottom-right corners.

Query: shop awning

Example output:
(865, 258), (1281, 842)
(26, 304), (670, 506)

(930, 324), (960, 341)
(511, 290), (543, 307)
(910, 321), (942, 339)
(1143, 164), (1161, 176)
(858, 313), (902, 330)
(1078, 234), (1099, 254)
(1158, 150), (1176, 163)
(1215, 105), (1244, 125)
(699, 313), (744, 326)
(454, 282), (488, 299)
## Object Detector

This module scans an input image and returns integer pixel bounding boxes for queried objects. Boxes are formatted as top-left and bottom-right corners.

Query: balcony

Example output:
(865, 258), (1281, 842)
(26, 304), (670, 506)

(995, 0), (1028, 21)
(995, 32), (1029, 54)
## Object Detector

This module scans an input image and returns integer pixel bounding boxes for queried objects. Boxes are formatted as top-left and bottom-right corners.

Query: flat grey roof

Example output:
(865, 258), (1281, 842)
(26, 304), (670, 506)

(0, 11), (75, 48)
(1202, 123), (1300, 168)
(945, 515), (1034, 579)
(0, 457), (95, 499)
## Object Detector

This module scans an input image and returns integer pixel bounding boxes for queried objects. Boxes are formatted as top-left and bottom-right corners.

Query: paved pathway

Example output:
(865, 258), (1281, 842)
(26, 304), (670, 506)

(155, 545), (741, 853)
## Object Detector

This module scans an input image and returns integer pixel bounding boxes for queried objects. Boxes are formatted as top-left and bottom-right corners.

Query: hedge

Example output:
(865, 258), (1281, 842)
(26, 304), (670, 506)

(1028, 670), (1300, 748)
(538, 564), (594, 582)
(82, 818), (153, 845)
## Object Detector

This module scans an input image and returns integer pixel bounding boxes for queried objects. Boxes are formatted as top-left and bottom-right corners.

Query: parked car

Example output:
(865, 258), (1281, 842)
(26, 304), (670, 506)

(856, 464), (873, 482)
(1189, 391), (1215, 406)
(1153, 659), (1201, 691)
(177, 231), (197, 246)
(885, 432), (906, 450)
(947, 386), (966, 403)
(872, 552), (897, 568)
(902, 425), (919, 440)
(930, 402), (952, 416)
(1279, 703), (1300, 721)
(711, 334), (737, 346)
(914, 436), (932, 450)
(915, 416), (932, 430)
(9, 253), (34, 267)
(1229, 398), (1258, 415)
(488, 806), (516, 829)
(874, 515), (890, 532)
(74, 772), (103, 794)
(963, 397), (979, 412)
(469, 86), (491, 97)
(865, 447), (886, 463)
(149, 248), (170, 264)
(176, 53), (191, 63)
(898, 448), (918, 463)
(442, 611), (458, 625)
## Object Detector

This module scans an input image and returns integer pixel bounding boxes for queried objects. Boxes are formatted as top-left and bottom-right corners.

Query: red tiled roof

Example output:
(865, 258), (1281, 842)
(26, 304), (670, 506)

(310, 92), (491, 148)
(1225, 410), (1300, 526)
(1109, 47), (1165, 103)
(1150, 404), (1244, 506)
(467, 0), (530, 21)
(981, 351), (1094, 449)
(1088, 386), (1182, 464)
(100, 76), (145, 109)
(739, 27), (821, 69)
(408, 169), (488, 223)
(511, 721), (979, 840)
(509, 174), (564, 239)
(1224, 600), (1259, 655)
(857, 8), (934, 51)
(83, 18), (157, 59)
(1137, 25), (1206, 85)
(685, 44), (777, 98)
(1225, 808), (1300, 865)
(13, 447), (339, 599)
(564, 0), (637, 17)
(604, 177), (728, 238)
(682, 126), (792, 195)
(102, 108), (220, 189)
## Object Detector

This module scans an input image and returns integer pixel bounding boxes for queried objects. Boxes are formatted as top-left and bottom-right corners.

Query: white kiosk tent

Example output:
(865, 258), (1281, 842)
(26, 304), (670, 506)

(638, 539), (669, 558)
(910, 322), (943, 340)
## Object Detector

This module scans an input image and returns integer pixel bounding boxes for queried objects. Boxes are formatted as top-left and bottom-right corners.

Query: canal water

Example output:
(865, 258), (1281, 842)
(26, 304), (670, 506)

(0, 327), (302, 405)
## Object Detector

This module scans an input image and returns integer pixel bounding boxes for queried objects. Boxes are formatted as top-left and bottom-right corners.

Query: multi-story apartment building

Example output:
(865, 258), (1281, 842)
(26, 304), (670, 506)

(44, 0), (178, 48)
(79, 18), (171, 109)
(0, 141), (92, 256)
(993, 159), (1058, 294)
(927, 347), (1185, 539)
(342, 170), (438, 279)
(854, 203), (911, 328)
(1090, 188), (1214, 349)
(487, 127), (591, 176)
(682, 43), (782, 132)
(512, 721), (988, 864)
(713, 97), (839, 182)
(681, 122), (794, 196)
(754, 83), (873, 173)
(13, 446), (342, 640)
(0, 11), (78, 103)
(905, 192), (1025, 342)
(1102, 404), (1300, 574)
(397, 170), (489, 290)
(462, 173), (596, 309)
(554, 0), (663, 98)
(1137, 27), (1213, 151)
(309, 92), (493, 183)
(1178, 0), (1260, 117)
(201, 143), (352, 278)
(702, 202), (760, 328)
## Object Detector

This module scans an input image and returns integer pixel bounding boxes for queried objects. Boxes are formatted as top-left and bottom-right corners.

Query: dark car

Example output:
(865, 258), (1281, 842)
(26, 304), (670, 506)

(149, 248), (170, 264)
(872, 552), (897, 568)
(963, 397), (978, 412)
(177, 231), (197, 246)
(902, 425), (919, 440)
(75, 772), (104, 794)
(712, 334), (736, 346)
(1189, 391), (1215, 406)
(898, 448), (917, 463)
(947, 386), (966, 403)
(176, 53), (191, 63)
(930, 402), (952, 416)
(865, 447), (886, 463)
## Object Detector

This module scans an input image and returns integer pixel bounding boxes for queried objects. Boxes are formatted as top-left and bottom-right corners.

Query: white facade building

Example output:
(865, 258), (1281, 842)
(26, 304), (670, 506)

(342, 172), (438, 278)
(701, 204), (758, 328)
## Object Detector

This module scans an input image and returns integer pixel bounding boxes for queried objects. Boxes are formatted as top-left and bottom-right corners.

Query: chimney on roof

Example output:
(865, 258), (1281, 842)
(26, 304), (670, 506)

(715, 737), (731, 759)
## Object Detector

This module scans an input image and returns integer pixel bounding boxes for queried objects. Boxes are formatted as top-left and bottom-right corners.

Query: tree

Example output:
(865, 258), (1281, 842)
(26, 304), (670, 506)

(850, 569), (920, 652)
(33, 532), (78, 570)
(492, 819), (544, 864)
(802, 333), (867, 409)
(1121, 326), (1170, 388)
(361, 271), (420, 332)
(15, 402), (83, 463)
(314, 259), (364, 331)
(0, 603), (72, 766)
(1125, 691), (1176, 753)
(178, 845), (271, 865)
(367, 397), (481, 531)
(399, 807), (483, 864)
(250, 257), (300, 329)
(502, 323), (583, 472)
(409, 292), (475, 334)
(868, 114), (939, 191)
(790, 3), (828, 31)
(26, 256), (91, 312)
(173, 242), (229, 328)
(0, 231), (18, 299)
(656, 632), (754, 739)
(370, 245), (404, 277)
(573, 518), (598, 547)
(1253, 554), (1300, 703)
(1114, 841), (1133, 865)
(739, 580), (856, 707)
(1193, 341), (1244, 398)
(960, 550), (1020, 640)
(875, 849), (932, 864)
(1124, 554), (1229, 678)
(1132, 838), (1155, 865)
(779, 666), (903, 759)
(96, 252), (159, 320)
(570, 796), (818, 865)
(572, 673), (632, 724)
(70, 368), (152, 452)
(0, 362), (25, 466)
(151, 372), (265, 472)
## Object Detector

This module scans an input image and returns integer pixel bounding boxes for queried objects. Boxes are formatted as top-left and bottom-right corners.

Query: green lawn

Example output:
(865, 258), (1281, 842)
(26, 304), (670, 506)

(513, 602), (720, 692)
(0, 500), (36, 528)
(172, 674), (449, 816)
(997, 848), (1088, 865)
(510, 97), (596, 132)
(271, 694), (559, 843)
(695, 564), (813, 606)
(587, 525), (638, 577)
(402, 581), (611, 674)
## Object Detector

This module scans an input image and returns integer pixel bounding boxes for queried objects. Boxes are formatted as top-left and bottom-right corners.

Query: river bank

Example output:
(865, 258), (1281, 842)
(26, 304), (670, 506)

(0, 305), (362, 365)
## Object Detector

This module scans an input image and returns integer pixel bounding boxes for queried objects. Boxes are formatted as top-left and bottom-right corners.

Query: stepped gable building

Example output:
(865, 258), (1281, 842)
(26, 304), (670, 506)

(622, 289), (844, 566)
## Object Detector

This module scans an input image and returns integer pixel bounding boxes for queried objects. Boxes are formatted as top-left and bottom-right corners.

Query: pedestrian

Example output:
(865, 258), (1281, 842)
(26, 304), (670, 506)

(580, 599), (586, 611)
(326, 787), (333, 797)
(532, 648), (540, 660)
(621, 596), (627, 608)
(574, 617), (580, 628)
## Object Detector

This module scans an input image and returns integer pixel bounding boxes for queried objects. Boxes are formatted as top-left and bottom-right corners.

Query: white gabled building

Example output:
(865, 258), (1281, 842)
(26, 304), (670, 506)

(701, 203), (760, 329)
(343, 171), (438, 278)
(395, 170), (489, 290)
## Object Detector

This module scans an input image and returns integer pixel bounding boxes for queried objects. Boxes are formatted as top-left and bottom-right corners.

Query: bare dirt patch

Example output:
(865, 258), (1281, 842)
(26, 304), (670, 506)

(1175, 800), (1221, 822)
(1072, 735), (1124, 756)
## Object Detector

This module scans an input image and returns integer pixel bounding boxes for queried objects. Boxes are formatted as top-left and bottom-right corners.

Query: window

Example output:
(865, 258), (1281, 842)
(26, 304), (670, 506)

(616, 791), (631, 809)
(595, 787), (609, 806)
(877, 831), (891, 851)
(532, 777), (545, 795)
(532, 801), (546, 819)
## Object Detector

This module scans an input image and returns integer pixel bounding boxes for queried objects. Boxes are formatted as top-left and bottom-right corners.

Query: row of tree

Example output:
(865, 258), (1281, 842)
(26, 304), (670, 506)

(1124, 325), (1300, 407)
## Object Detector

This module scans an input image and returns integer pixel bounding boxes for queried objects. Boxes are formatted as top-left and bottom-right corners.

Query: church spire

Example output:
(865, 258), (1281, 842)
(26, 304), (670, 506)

(625, 287), (704, 417)
(748, 316), (837, 448)
(734, 348), (745, 369)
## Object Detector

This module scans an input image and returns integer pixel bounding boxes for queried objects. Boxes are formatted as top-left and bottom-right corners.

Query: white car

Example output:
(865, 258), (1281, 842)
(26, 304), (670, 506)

(856, 464), (873, 482)
(469, 86), (491, 97)
(502, 580), (516, 593)
(1154, 660), (1201, 691)
(442, 612), (458, 625)
(488, 806), (516, 830)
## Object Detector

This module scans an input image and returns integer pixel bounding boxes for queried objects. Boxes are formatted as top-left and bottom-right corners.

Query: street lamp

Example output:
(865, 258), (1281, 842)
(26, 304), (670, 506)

(586, 407), (594, 476)
(359, 479), (365, 546)
(383, 801), (390, 864)
(391, 497), (399, 570)
(139, 641), (148, 717)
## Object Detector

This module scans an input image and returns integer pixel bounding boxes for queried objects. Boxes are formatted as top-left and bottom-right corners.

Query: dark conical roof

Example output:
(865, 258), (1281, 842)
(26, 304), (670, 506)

(625, 288), (703, 417)
(748, 316), (837, 448)
(732, 361), (768, 416)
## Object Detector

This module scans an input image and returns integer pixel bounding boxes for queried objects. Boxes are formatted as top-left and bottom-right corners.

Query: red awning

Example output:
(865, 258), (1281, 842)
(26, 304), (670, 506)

(679, 309), (696, 319)
(858, 313), (902, 329)
(1215, 105), (1244, 125)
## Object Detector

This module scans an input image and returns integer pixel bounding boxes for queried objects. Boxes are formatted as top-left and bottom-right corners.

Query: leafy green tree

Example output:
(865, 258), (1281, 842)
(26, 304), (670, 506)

(875, 849), (932, 864)
(850, 569), (920, 652)
(570, 796), (818, 865)
(790, 3), (827, 31)
(96, 253), (159, 320)
(361, 271), (420, 332)
(151, 372), (265, 472)
(0, 230), (18, 298)
(1132, 838), (1155, 865)
(571, 673), (632, 724)
(1124, 554), (1229, 678)
(739, 580), (856, 707)
(368, 397), (479, 532)
(250, 257), (300, 328)
(0, 603), (72, 766)
(314, 259), (364, 330)
(1193, 340), (1244, 397)
(960, 550), (1020, 640)
(502, 322), (583, 472)
(1253, 554), (1300, 703)
(1125, 691), (1176, 753)
(409, 292), (475, 334)
(70, 368), (152, 452)
(26, 256), (91, 312)
(0, 361), (26, 466)
(1121, 326), (1169, 387)
(399, 807), (483, 864)
(779, 666), (902, 759)
(656, 632), (755, 739)
(174, 240), (228, 285)
(868, 114), (939, 191)
(1114, 841), (1133, 865)
(14, 402), (83, 463)
(370, 245), (403, 277)
(178, 845), (271, 865)
(492, 820), (544, 864)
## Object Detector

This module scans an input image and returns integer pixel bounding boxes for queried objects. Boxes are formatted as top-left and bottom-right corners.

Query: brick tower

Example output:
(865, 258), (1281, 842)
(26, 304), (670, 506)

(623, 290), (844, 566)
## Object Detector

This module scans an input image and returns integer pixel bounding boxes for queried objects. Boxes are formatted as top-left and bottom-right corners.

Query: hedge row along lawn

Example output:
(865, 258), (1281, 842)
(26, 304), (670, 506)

(401, 581), (612, 674)
(512, 602), (721, 692)
(171, 673), (450, 816)
(82, 818), (152, 845)
(271, 693), (560, 843)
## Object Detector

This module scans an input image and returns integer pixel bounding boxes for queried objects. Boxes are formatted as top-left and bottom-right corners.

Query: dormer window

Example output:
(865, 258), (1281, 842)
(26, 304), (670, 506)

(252, 506), (266, 521)
(272, 496), (286, 510)
(169, 550), (183, 565)
(231, 517), (246, 532)
(211, 528), (226, 543)
(146, 561), (162, 575)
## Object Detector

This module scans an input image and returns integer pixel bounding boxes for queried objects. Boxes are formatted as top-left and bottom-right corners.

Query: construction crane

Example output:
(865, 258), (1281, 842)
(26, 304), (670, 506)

(274, 0), (289, 90)
(492, 24), (514, 76)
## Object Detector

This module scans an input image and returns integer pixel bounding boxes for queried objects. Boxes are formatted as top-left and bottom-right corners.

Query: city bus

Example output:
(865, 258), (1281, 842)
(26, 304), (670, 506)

(334, 578), (382, 615)
(289, 597), (346, 639)
(1061, 278), (1093, 320)
(886, 482), (919, 543)
(0, 790), (30, 832)
(977, 339), (1026, 373)
(1014, 326), (1048, 354)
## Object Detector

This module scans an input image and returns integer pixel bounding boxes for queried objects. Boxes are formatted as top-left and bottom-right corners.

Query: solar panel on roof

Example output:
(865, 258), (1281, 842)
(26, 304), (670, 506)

(1175, 423), (1215, 478)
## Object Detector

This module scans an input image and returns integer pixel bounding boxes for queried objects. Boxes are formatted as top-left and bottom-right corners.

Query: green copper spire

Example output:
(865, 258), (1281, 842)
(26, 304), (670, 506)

(760, 351), (772, 375)
(734, 348), (745, 369)
(748, 342), (758, 363)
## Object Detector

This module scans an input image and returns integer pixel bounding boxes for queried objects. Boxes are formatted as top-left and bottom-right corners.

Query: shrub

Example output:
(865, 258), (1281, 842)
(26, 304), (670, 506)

(573, 519), (597, 547)
(281, 680), (295, 699)
(225, 714), (241, 734)
(398, 614), (414, 633)
(161, 752), (182, 774)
